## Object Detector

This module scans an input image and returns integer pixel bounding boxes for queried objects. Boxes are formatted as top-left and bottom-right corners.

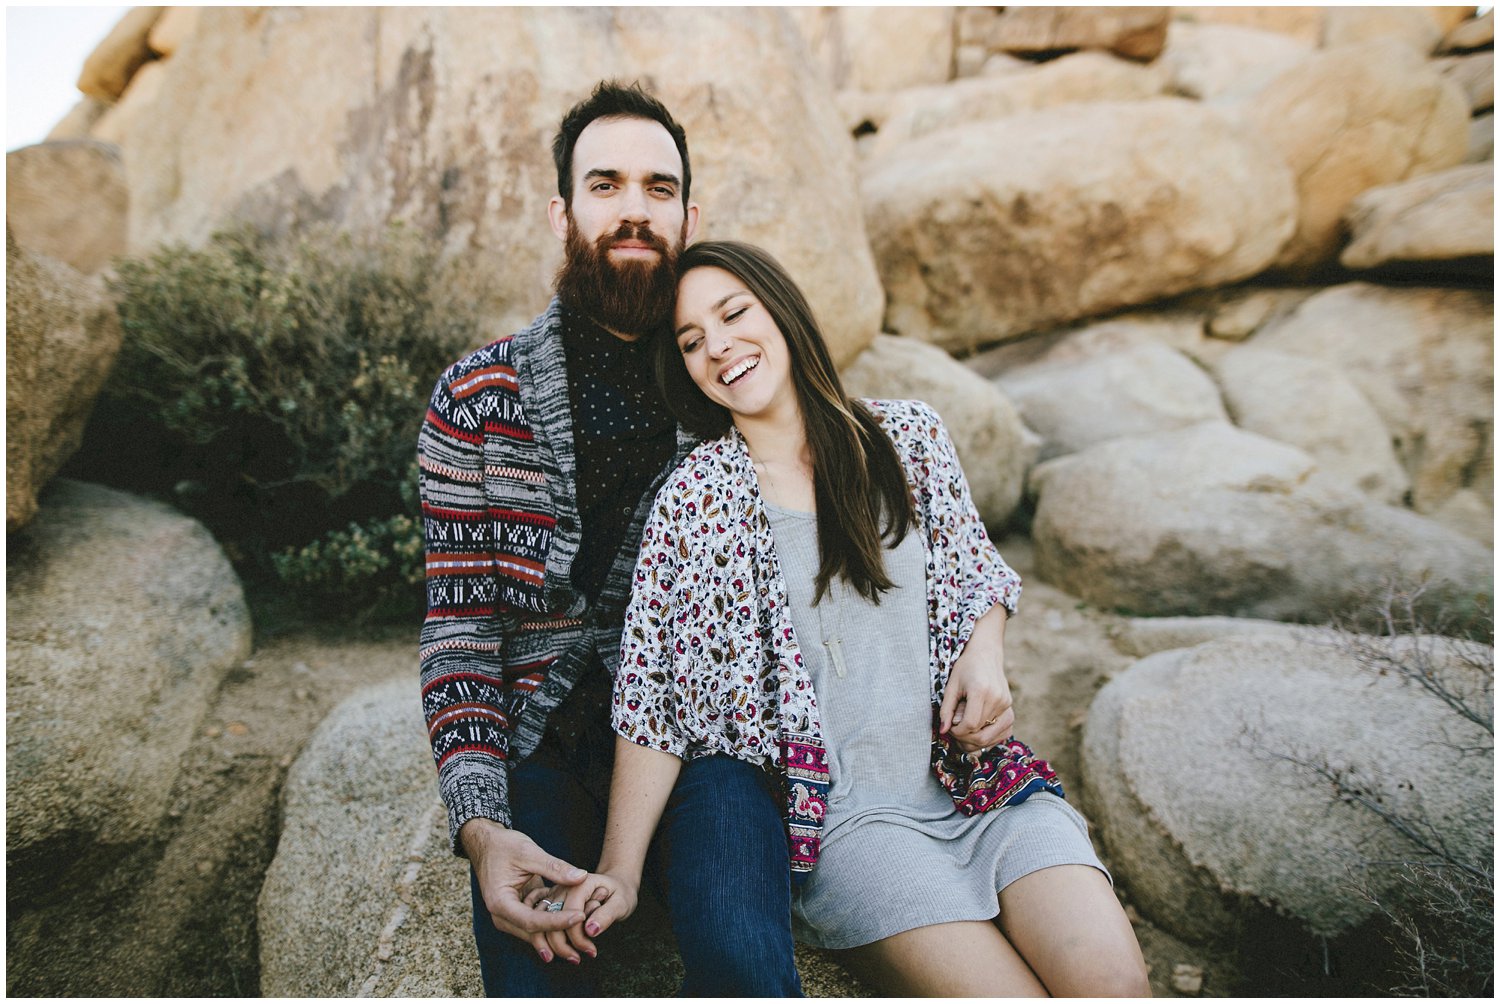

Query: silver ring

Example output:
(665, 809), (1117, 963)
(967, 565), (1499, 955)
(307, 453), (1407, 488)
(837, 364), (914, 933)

(540, 898), (564, 912)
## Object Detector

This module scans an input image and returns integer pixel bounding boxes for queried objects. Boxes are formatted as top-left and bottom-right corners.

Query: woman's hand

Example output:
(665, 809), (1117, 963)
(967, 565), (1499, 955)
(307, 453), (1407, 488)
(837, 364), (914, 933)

(537, 872), (640, 962)
(941, 605), (1015, 753)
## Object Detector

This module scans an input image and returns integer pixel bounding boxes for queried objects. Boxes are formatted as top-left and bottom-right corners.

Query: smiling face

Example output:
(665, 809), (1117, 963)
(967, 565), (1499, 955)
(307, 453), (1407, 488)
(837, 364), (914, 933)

(673, 265), (799, 426)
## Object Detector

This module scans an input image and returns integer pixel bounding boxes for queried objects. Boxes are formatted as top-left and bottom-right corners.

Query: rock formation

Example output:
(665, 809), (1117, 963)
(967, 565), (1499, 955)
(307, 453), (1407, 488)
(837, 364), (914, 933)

(1029, 422), (1490, 621)
(7, 479), (252, 887)
(1340, 163), (1493, 271)
(6, 141), (128, 274)
(5, 228), (124, 531)
(840, 334), (1035, 527)
(1084, 630), (1492, 942)
(1238, 40), (1471, 273)
(866, 99), (1296, 350)
(84, 6), (884, 365)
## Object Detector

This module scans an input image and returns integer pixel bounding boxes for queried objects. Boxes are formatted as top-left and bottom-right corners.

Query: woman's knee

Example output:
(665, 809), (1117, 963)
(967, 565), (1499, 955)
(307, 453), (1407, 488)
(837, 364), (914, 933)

(1050, 947), (1151, 997)
(677, 916), (802, 996)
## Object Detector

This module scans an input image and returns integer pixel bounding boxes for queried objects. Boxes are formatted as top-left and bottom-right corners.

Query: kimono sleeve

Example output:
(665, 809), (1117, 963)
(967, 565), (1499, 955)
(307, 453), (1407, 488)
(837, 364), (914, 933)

(918, 402), (1021, 624)
(612, 481), (692, 758)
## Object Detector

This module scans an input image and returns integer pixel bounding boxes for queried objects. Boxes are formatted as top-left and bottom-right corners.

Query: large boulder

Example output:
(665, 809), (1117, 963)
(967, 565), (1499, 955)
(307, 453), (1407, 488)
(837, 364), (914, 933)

(1159, 22), (1312, 100)
(788, 6), (954, 92)
(1340, 163), (1493, 271)
(1108, 614), (1334, 659)
(969, 311), (1214, 379)
(6, 141), (128, 274)
(1029, 422), (1492, 621)
(1083, 632), (1493, 943)
(1439, 9), (1495, 53)
(1235, 41), (1471, 272)
(957, 6), (1171, 62)
(146, 5), (201, 58)
(101, 7), (881, 365)
(1468, 111), (1495, 161)
(1211, 346), (1409, 503)
(865, 98), (1296, 351)
(91, 59), (171, 146)
(861, 52), (1166, 159)
(1173, 6), (1325, 45)
(995, 344), (1227, 462)
(6, 229), (124, 531)
(44, 97), (108, 142)
(1435, 49), (1495, 114)
(840, 334), (1036, 527)
(1321, 6), (1453, 52)
(6, 480), (252, 875)
(1251, 283), (1493, 543)
(76, 6), (163, 101)
(257, 675), (476, 996)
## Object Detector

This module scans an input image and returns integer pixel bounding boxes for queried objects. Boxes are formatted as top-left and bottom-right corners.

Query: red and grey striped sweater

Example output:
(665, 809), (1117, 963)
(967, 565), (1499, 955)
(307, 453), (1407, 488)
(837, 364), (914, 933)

(417, 297), (691, 852)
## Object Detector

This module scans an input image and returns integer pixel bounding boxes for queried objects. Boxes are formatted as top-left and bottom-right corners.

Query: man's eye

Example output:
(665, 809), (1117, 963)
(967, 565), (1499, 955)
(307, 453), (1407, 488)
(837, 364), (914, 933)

(650, 186), (675, 197)
(592, 182), (616, 193)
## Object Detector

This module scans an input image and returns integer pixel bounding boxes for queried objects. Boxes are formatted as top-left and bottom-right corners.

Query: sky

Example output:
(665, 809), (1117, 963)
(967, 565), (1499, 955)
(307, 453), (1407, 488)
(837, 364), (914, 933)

(6, 5), (129, 151)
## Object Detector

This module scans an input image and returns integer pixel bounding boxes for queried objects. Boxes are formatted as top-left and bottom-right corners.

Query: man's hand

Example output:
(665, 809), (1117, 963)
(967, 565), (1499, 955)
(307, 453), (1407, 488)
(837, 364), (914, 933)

(461, 817), (588, 963)
(940, 606), (1015, 753)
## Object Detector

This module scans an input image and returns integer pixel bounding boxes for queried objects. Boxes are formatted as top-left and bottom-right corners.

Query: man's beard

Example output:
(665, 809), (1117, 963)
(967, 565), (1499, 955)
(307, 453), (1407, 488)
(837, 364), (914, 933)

(554, 216), (683, 336)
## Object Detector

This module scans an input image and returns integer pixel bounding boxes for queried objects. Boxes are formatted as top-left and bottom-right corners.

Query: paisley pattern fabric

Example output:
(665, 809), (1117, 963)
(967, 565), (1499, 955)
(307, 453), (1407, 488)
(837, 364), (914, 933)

(612, 399), (1051, 877)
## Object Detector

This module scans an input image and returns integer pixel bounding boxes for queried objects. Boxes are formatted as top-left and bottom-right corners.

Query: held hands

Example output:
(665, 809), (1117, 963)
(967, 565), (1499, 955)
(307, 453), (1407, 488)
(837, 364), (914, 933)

(525, 871), (640, 964)
(461, 818), (589, 963)
(940, 630), (1015, 754)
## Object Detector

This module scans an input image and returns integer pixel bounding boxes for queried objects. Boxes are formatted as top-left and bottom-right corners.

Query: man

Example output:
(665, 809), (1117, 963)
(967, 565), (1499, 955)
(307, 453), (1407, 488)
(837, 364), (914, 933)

(417, 81), (804, 996)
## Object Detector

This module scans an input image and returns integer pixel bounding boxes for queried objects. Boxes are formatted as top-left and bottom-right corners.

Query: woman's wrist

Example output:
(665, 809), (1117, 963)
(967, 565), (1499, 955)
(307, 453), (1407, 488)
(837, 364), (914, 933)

(594, 857), (643, 888)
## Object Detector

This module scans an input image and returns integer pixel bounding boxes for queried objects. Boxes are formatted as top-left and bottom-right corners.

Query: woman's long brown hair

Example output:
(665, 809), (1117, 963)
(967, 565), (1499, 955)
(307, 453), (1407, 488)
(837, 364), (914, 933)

(654, 240), (915, 604)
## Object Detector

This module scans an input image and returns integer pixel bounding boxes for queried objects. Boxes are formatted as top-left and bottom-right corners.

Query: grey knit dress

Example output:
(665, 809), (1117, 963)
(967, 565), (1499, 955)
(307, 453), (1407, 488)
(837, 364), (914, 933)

(765, 502), (1108, 950)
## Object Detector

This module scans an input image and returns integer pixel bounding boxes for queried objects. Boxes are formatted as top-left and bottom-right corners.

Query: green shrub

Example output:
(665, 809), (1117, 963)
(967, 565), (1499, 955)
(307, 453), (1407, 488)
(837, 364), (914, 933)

(271, 510), (427, 621)
(75, 222), (484, 622)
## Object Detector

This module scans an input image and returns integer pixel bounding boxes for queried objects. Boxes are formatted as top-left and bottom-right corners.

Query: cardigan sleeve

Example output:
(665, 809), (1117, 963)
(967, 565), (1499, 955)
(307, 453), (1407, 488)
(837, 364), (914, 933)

(417, 369), (514, 851)
(611, 479), (692, 758)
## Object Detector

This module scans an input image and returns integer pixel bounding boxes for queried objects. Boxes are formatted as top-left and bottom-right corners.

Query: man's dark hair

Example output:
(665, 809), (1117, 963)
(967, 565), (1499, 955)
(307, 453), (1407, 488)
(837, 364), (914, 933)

(552, 80), (692, 208)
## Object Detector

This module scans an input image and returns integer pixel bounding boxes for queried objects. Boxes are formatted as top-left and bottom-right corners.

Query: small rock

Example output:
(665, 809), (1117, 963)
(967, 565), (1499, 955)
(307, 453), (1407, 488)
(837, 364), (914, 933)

(278, 754), (294, 769)
(292, 662), (311, 675)
(294, 688), (312, 702)
(203, 726), (222, 739)
(1172, 963), (1204, 995)
(1124, 904), (1142, 925)
(1207, 292), (1278, 341)
(1067, 709), (1089, 730)
(197, 860), (214, 876)
(225, 722), (249, 736)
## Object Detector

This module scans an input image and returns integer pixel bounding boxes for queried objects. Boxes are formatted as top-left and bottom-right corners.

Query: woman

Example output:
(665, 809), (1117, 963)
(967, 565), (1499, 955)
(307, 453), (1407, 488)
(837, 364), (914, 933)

(542, 241), (1149, 996)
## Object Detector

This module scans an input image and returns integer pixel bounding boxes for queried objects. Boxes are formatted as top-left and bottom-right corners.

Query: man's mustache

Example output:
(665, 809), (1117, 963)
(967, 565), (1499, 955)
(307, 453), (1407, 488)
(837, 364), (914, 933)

(597, 222), (670, 256)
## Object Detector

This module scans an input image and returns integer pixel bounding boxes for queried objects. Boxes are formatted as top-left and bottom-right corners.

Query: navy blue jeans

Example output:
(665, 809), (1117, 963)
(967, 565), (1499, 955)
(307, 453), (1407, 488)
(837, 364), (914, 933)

(470, 732), (803, 997)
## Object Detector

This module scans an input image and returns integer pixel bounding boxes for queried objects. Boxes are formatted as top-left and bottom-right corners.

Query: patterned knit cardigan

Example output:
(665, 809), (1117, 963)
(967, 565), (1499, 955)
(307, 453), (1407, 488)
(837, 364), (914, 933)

(612, 399), (1061, 879)
(418, 297), (693, 851)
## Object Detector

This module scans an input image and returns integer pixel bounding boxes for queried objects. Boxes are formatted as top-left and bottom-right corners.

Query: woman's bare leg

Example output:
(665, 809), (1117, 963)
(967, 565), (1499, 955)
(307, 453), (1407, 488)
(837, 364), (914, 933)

(998, 864), (1151, 997)
(840, 920), (1048, 997)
